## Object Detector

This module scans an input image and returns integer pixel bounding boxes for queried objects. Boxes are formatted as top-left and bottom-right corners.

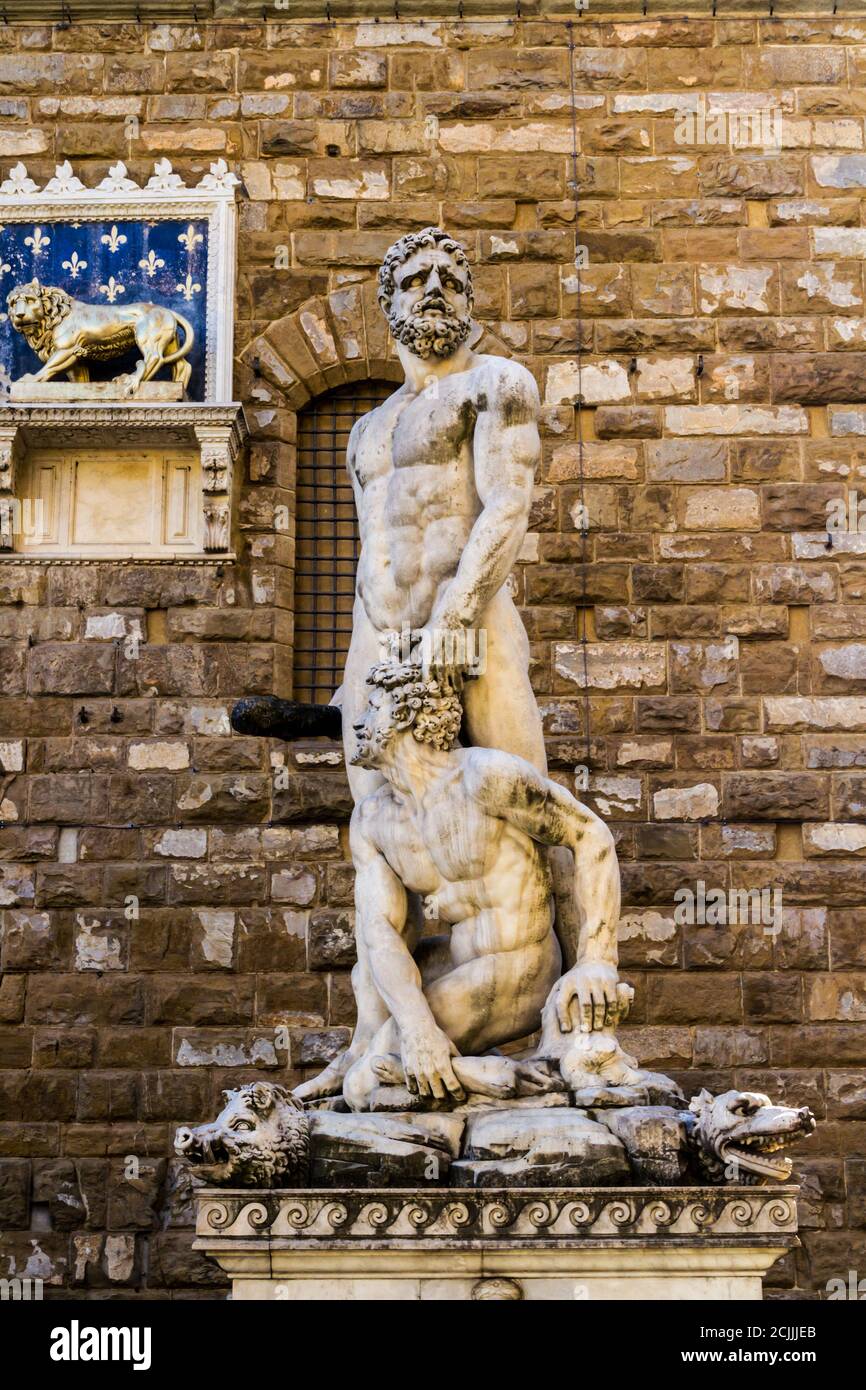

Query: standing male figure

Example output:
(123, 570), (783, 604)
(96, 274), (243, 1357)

(296, 228), (556, 1100)
(340, 225), (545, 797)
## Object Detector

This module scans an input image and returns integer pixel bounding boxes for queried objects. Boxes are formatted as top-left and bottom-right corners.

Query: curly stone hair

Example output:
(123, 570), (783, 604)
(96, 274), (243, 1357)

(377, 226), (474, 318)
(367, 660), (463, 753)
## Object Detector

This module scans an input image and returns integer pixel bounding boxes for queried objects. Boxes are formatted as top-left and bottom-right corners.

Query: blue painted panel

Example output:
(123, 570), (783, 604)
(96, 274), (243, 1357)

(0, 216), (209, 398)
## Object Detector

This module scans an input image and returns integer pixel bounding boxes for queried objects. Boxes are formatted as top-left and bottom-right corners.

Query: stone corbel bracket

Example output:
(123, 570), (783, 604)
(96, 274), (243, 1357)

(0, 401), (248, 558)
(196, 418), (247, 554)
(0, 159), (240, 404)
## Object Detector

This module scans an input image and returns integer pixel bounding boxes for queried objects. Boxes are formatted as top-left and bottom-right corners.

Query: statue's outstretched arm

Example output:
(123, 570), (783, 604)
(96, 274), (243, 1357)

(428, 360), (539, 637)
(467, 752), (621, 1033)
(536, 780), (620, 974)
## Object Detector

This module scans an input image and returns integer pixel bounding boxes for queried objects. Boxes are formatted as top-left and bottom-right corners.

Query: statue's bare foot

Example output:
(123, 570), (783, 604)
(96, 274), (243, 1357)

(559, 1033), (643, 1092)
(293, 1048), (355, 1102)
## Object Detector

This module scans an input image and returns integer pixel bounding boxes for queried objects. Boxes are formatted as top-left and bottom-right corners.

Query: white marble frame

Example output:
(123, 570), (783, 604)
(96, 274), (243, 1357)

(0, 159), (240, 403)
(0, 401), (248, 558)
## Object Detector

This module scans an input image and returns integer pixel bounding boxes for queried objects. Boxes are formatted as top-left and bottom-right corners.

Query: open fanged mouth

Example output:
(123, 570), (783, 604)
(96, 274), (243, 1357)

(718, 1114), (815, 1182)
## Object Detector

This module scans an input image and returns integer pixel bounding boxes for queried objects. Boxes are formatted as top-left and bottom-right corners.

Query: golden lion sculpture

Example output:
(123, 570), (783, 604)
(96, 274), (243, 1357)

(6, 278), (194, 397)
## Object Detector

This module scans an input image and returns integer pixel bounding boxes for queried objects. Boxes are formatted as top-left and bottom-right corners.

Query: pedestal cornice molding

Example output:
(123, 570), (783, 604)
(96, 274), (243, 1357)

(196, 1185), (799, 1247)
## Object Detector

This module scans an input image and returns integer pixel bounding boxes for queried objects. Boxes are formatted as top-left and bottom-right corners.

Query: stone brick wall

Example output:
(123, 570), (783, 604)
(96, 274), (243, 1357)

(1, 13), (866, 1297)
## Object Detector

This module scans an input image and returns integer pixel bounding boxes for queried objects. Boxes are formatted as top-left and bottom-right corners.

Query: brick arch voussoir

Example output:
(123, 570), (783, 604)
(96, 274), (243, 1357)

(240, 285), (403, 412)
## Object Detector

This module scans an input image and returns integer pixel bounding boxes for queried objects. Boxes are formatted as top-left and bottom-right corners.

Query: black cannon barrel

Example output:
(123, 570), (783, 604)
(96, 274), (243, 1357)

(230, 695), (343, 742)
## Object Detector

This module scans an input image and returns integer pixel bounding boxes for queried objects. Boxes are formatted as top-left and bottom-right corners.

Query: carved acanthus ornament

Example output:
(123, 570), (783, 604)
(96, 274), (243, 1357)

(196, 419), (246, 553)
(203, 501), (231, 554)
(0, 157), (239, 201)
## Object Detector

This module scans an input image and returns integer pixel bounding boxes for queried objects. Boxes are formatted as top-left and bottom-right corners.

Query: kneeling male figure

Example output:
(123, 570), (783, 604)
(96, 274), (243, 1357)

(336, 661), (622, 1111)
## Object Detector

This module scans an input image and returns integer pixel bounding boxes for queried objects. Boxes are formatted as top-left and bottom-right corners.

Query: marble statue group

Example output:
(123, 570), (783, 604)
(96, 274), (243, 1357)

(298, 225), (638, 1112)
(183, 227), (814, 1191)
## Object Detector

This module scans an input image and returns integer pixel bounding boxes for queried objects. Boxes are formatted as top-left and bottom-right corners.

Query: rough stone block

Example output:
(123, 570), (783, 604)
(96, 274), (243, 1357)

(458, 1108), (630, 1187)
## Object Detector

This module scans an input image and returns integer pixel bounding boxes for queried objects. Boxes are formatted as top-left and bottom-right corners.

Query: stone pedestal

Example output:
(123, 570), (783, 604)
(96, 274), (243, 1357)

(9, 380), (184, 402)
(195, 1186), (798, 1302)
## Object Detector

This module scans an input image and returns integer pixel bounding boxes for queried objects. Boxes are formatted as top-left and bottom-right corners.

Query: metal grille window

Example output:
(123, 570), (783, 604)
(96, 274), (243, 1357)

(293, 380), (393, 704)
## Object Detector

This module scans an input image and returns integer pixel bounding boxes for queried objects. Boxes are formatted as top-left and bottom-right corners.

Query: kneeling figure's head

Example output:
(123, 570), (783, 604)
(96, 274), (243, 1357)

(351, 661), (463, 768)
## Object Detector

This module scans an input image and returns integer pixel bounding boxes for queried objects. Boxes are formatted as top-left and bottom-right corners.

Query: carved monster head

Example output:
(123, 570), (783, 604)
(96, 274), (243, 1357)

(378, 227), (474, 360)
(351, 660), (464, 768)
(6, 280), (72, 357)
(688, 1088), (815, 1184)
(174, 1082), (310, 1187)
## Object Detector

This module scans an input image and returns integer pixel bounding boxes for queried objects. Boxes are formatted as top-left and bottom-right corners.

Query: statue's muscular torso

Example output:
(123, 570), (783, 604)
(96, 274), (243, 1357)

(357, 752), (558, 971)
(348, 355), (504, 633)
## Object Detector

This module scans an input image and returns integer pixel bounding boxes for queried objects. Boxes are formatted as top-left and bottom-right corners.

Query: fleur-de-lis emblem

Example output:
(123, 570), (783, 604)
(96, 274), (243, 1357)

(138, 250), (165, 278)
(24, 226), (50, 256)
(44, 161), (85, 195)
(146, 158), (183, 191)
(178, 223), (203, 254)
(62, 251), (87, 280)
(196, 158), (240, 192)
(0, 260), (10, 280)
(101, 225), (127, 254)
(175, 273), (201, 302)
(99, 276), (125, 303)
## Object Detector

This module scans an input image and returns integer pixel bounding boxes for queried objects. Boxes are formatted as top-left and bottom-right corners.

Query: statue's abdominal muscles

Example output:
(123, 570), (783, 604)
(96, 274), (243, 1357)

(353, 397), (479, 632)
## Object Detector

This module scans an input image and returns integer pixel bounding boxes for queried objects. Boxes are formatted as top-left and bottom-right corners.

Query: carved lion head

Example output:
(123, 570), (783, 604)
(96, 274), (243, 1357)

(6, 280), (72, 353)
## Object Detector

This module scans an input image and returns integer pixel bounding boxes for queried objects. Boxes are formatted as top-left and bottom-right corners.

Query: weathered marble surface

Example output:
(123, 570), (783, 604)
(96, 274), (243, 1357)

(207, 228), (817, 1209)
(331, 658), (630, 1115)
(176, 1081), (814, 1190)
(9, 379), (183, 402)
(297, 227), (582, 1109)
(232, 228), (605, 1114)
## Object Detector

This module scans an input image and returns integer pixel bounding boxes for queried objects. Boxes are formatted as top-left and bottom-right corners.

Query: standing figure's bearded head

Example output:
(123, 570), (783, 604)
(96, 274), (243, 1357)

(378, 227), (474, 360)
